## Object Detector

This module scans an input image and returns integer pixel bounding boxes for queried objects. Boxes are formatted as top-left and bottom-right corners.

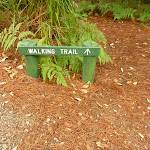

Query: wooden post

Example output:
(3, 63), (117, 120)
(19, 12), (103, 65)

(82, 41), (99, 83)
(21, 39), (40, 78)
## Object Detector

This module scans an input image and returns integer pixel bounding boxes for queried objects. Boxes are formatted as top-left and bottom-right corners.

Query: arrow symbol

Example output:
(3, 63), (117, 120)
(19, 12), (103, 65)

(84, 49), (91, 55)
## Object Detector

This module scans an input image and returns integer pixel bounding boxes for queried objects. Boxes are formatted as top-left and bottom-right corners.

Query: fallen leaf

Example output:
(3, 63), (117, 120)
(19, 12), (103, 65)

(80, 89), (88, 93)
(74, 97), (82, 101)
(48, 126), (53, 134)
(129, 67), (134, 70)
(82, 84), (89, 88)
(2, 93), (6, 97)
(136, 46), (142, 48)
(16, 64), (24, 69)
(0, 58), (7, 63)
(10, 73), (17, 79)
(104, 104), (108, 107)
(121, 68), (124, 72)
(117, 83), (123, 86)
(143, 42), (147, 45)
(133, 82), (138, 85)
(138, 133), (144, 138)
(78, 121), (82, 126)
(65, 128), (71, 131)
(10, 92), (14, 96)
(96, 141), (109, 148)
(147, 98), (150, 103)
(0, 82), (7, 85)
(3, 66), (11, 72)
(126, 81), (132, 84)
(12, 146), (18, 150)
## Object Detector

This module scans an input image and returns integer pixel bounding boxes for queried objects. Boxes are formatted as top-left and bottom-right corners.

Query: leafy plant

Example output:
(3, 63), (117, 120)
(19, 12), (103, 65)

(98, 2), (112, 15)
(98, 47), (113, 65)
(0, 22), (34, 51)
(138, 11), (150, 22)
(75, 1), (98, 15)
(112, 4), (137, 21)
(38, 19), (112, 86)
(39, 56), (70, 87)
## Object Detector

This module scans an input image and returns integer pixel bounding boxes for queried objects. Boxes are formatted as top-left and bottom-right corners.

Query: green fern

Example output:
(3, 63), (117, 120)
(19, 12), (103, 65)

(38, 18), (112, 87)
(0, 23), (34, 51)
(39, 56), (70, 87)
(56, 56), (83, 73)
(138, 11), (150, 22)
(75, 1), (97, 15)
(98, 2), (112, 15)
(98, 47), (113, 65)
(112, 3), (136, 21)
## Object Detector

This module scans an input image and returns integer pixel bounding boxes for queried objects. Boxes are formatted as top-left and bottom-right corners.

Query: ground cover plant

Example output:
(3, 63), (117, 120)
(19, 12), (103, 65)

(76, 0), (150, 22)
(0, 0), (112, 86)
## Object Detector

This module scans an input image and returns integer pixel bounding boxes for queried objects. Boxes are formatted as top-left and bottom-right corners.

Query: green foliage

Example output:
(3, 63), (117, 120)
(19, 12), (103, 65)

(0, 0), (113, 87)
(39, 56), (70, 87)
(56, 56), (83, 73)
(78, 1), (150, 23)
(61, 20), (112, 66)
(98, 2), (112, 15)
(138, 11), (150, 22)
(137, 4), (150, 22)
(75, 1), (97, 15)
(0, 22), (34, 51)
(112, 3), (137, 21)
(38, 19), (112, 86)
(98, 47), (113, 65)
(62, 20), (106, 46)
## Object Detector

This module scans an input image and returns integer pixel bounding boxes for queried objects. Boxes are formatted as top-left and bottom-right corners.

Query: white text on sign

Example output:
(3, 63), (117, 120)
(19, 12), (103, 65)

(28, 49), (55, 54)
(60, 49), (78, 55)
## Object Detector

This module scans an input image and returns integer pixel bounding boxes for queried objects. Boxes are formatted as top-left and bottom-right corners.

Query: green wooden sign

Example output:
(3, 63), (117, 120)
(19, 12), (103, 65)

(18, 40), (100, 83)
(19, 46), (100, 56)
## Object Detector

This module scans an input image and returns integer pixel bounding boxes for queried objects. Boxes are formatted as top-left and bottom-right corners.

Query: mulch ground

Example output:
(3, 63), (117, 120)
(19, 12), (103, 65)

(0, 15), (150, 150)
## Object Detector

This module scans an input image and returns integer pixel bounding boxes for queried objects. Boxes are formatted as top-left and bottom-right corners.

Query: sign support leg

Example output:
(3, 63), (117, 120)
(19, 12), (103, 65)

(21, 40), (40, 78)
(82, 41), (99, 83)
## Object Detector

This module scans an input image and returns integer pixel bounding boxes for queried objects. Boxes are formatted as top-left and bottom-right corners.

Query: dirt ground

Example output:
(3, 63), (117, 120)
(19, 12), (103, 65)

(0, 15), (150, 150)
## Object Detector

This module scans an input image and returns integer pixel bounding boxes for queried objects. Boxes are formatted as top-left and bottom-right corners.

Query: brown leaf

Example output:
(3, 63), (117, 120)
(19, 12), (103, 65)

(48, 126), (53, 134)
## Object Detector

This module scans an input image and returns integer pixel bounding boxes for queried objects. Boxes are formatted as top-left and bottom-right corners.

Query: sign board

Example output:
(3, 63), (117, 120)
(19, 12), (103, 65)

(18, 46), (100, 56)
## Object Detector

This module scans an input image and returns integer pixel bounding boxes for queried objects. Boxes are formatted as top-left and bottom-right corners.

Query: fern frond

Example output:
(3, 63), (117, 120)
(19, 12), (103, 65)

(14, 22), (23, 34)
(39, 56), (69, 87)
(37, 37), (46, 46)
(41, 64), (50, 82)
(8, 23), (14, 34)
(47, 68), (55, 82)
(138, 11), (150, 22)
(98, 47), (113, 65)
(18, 31), (35, 40)
(3, 28), (7, 34)
(1, 32), (8, 47)
(98, 2), (112, 15)
(0, 32), (4, 43)
(3, 34), (13, 50)
(56, 72), (68, 87)
(5, 37), (17, 51)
